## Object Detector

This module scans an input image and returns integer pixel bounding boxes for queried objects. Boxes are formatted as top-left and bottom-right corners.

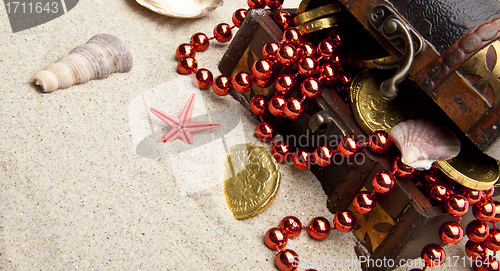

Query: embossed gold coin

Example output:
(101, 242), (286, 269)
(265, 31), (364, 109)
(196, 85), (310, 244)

(224, 144), (280, 220)
(350, 70), (433, 134)
(297, 16), (346, 35)
(436, 140), (499, 190)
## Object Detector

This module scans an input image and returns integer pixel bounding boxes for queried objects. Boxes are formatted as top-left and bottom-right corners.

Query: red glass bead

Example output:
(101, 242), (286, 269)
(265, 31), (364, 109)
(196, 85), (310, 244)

(280, 216), (302, 238)
(301, 77), (323, 99)
(465, 240), (487, 259)
(444, 194), (469, 217)
(232, 9), (248, 28)
(312, 146), (334, 167)
(247, 0), (265, 9)
(282, 28), (302, 46)
(265, 227), (288, 251)
(319, 63), (338, 85)
(250, 95), (267, 115)
(463, 189), (483, 205)
(298, 56), (318, 76)
(275, 249), (299, 271)
(275, 74), (295, 95)
(338, 135), (359, 158)
(368, 131), (391, 153)
(338, 72), (352, 86)
(297, 42), (316, 58)
(269, 95), (286, 117)
(372, 170), (396, 194)
(392, 156), (417, 179)
(490, 201), (500, 224)
(428, 183), (451, 204)
(231, 71), (253, 93)
(333, 210), (356, 232)
(485, 230), (500, 251)
(308, 217), (331, 240)
(484, 186), (495, 198)
(177, 57), (198, 75)
(212, 75), (232, 96)
(478, 187), (494, 205)
(255, 78), (272, 88)
(252, 59), (273, 80)
(263, 41), (280, 61)
(423, 172), (441, 184)
(284, 97), (304, 120)
(474, 202), (496, 221)
(176, 43), (195, 60)
(277, 44), (298, 66)
(274, 11), (293, 29)
(293, 150), (310, 170)
(467, 220), (490, 243)
(421, 244), (445, 267)
(214, 23), (232, 43)
(193, 68), (213, 90)
(265, 0), (283, 9)
(317, 40), (336, 60)
(272, 142), (291, 163)
(330, 54), (344, 68)
(475, 256), (500, 271)
(190, 33), (210, 52)
(327, 30), (342, 47)
(256, 122), (274, 142)
(439, 221), (463, 245)
(353, 191), (376, 214)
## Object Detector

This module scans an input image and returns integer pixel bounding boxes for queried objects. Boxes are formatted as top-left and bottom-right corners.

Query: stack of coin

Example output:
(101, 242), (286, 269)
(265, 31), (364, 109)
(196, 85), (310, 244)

(294, 0), (351, 35)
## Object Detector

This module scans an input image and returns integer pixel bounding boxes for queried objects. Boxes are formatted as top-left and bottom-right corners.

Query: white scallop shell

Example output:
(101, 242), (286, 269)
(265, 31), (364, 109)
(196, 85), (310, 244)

(136, 0), (223, 18)
(389, 119), (461, 170)
(32, 34), (133, 93)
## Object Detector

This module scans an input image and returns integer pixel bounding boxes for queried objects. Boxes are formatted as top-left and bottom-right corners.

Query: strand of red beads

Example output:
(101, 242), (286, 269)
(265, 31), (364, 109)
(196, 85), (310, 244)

(264, 153), (419, 271)
(466, 187), (500, 271)
(407, 168), (500, 271)
(175, 2), (500, 270)
(177, 0), (352, 125)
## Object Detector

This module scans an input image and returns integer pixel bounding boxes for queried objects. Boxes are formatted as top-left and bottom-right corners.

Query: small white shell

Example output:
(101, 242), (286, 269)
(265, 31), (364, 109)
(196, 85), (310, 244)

(389, 119), (461, 170)
(32, 34), (133, 92)
(136, 0), (223, 18)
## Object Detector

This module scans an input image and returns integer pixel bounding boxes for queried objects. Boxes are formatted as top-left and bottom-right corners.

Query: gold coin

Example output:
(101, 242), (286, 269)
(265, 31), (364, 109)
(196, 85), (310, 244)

(296, 0), (313, 15)
(350, 70), (433, 134)
(293, 3), (344, 25)
(224, 144), (280, 220)
(297, 16), (346, 35)
(349, 55), (399, 69)
(436, 140), (499, 190)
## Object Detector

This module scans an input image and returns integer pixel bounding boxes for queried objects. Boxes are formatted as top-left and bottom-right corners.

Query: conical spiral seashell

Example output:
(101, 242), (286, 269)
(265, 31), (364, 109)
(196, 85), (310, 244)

(389, 119), (461, 170)
(32, 34), (133, 92)
(136, 0), (223, 18)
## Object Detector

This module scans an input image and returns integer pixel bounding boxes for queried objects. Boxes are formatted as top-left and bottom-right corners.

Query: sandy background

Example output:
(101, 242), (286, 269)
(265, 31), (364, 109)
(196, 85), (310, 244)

(0, 0), (473, 270)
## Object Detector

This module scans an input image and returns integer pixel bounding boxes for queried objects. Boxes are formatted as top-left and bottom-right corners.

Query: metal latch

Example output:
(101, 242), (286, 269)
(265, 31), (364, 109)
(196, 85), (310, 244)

(369, 5), (424, 100)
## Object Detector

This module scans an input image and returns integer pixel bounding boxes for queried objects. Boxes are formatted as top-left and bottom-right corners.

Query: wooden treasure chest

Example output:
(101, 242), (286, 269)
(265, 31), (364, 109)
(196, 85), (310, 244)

(219, 0), (500, 269)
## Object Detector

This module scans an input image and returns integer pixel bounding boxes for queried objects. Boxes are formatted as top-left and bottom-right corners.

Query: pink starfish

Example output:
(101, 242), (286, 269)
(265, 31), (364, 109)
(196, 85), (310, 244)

(150, 93), (221, 144)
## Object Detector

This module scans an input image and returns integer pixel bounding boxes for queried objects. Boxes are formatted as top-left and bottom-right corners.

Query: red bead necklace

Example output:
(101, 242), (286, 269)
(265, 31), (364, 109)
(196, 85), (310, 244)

(174, 1), (500, 270)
